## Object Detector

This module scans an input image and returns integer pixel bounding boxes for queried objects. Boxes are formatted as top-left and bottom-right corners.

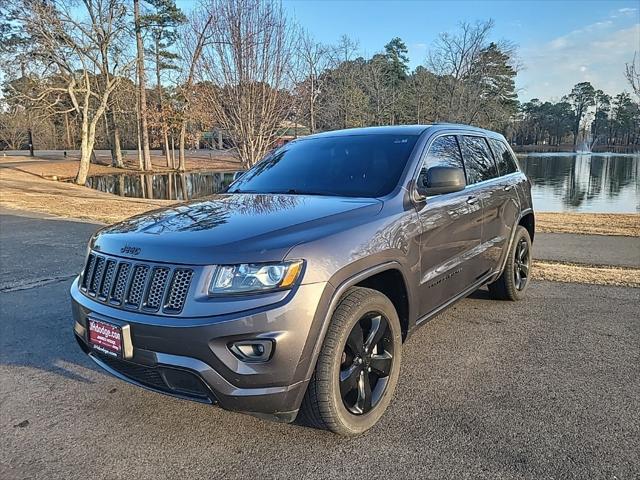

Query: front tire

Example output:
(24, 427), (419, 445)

(299, 287), (402, 435)
(488, 225), (532, 301)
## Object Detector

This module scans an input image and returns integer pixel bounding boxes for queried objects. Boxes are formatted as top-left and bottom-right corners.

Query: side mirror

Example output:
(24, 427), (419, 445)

(416, 166), (466, 197)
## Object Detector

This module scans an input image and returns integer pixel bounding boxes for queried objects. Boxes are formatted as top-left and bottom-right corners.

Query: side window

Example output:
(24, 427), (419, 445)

(488, 138), (519, 175)
(460, 136), (499, 184)
(420, 135), (464, 174)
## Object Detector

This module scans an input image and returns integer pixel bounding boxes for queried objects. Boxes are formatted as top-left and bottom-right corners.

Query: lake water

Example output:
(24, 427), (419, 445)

(85, 154), (639, 213)
(518, 153), (639, 213)
(85, 171), (236, 201)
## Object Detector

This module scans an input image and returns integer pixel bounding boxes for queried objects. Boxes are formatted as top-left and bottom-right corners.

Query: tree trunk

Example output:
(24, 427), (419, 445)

(75, 119), (92, 185)
(27, 128), (34, 157)
(108, 108), (124, 168)
(309, 75), (315, 133)
(178, 122), (186, 172)
(134, 0), (152, 171)
(155, 36), (172, 168)
(171, 134), (176, 168)
(64, 112), (72, 149)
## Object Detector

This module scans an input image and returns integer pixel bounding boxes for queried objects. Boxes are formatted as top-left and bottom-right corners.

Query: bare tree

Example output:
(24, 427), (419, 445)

(428, 20), (494, 122)
(133, 0), (152, 171)
(197, 0), (297, 168)
(0, 109), (29, 149)
(176, 7), (214, 171)
(329, 35), (363, 129)
(297, 30), (331, 133)
(625, 53), (640, 101)
(4, 0), (134, 184)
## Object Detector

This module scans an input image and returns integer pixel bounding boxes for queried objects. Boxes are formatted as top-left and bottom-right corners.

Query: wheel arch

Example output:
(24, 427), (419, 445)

(303, 262), (412, 385)
(353, 269), (410, 342)
(519, 211), (535, 243)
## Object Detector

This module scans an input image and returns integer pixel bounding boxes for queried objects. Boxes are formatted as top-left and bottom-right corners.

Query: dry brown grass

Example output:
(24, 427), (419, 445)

(0, 169), (168, 224)
(533, 260), (640, 288)
(1, 151), (241, 181)
(536, 212), (639, 237)
(0, 152), (241, 223)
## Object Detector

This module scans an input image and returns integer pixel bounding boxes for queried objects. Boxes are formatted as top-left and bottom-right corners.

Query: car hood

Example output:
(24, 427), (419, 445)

(92, 193), (383, 265)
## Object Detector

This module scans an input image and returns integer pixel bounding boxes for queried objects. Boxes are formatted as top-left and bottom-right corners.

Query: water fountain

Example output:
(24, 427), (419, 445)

(576, 136), (592, 154)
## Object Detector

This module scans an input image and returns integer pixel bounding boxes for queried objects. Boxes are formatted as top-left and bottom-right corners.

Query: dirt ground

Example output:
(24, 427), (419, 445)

(1, 150), (241, 181)
(0, 152), (242, 223)
(0, 169), (169, 223)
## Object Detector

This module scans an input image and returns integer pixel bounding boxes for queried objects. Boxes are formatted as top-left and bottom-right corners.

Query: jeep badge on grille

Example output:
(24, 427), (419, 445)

(121, 245), (141, 256)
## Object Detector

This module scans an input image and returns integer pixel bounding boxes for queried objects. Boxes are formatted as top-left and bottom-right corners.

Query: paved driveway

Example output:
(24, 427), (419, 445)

(535, 232), (640, 268)
(1, 211), (639, 479)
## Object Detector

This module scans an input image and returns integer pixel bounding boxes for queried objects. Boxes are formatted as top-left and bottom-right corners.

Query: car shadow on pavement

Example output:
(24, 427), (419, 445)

(466, 286), (493, 300)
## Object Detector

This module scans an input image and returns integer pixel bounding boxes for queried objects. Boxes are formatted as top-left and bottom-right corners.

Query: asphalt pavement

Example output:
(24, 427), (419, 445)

(1, 211), (639, 479)
(535, 232), (640, 268)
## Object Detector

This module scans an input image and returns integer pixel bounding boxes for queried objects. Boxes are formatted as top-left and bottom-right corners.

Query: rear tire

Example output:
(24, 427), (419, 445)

(299, 287), (402, 436)
(488, 225), (532, 301)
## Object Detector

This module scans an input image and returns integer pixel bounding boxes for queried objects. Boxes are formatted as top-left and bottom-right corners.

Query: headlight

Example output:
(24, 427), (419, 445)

(208, 260), (304, 295)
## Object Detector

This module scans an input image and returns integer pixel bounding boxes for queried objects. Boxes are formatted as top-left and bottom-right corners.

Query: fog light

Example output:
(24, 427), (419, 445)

(229, 340), (273, 362)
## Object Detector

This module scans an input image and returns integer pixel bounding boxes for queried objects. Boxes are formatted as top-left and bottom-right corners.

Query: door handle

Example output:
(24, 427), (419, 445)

(467, 196), (479, 205)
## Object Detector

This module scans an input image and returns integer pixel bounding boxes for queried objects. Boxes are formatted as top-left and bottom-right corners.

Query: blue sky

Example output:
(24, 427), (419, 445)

(177, 0), (640, 101)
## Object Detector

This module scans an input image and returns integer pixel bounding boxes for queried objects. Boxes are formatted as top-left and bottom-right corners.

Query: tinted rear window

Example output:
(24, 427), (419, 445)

(488, 138), (519, 175)
(460, 136), (499, 184)
(230, 134), (419, 197)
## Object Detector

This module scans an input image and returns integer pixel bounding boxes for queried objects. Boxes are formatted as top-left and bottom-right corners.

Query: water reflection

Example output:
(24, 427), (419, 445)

(84, 156), (639, 213)
(85, 171), (236, 200)
(518, 154), (639, 213)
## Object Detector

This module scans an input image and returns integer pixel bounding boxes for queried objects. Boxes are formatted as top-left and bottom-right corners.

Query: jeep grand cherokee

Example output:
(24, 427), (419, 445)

(72, 124), (534, 435)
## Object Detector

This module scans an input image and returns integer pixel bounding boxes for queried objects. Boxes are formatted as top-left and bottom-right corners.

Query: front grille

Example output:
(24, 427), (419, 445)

(80, 253), (193, 314)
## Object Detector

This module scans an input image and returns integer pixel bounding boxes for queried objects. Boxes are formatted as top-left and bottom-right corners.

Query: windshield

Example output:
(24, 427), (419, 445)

(229, 134), (419, 197)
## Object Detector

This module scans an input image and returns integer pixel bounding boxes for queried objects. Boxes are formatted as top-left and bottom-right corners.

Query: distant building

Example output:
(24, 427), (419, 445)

(200, 121), (311, 150)
(273, 120), (311, 147)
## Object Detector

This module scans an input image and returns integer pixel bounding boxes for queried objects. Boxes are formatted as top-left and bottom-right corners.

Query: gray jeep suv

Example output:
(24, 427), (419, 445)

(72, 124), (534, 435)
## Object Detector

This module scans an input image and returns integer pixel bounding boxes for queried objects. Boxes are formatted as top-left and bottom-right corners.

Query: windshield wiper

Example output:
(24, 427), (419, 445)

(274, 188), (338, 196)
(228, 188), (260, 194)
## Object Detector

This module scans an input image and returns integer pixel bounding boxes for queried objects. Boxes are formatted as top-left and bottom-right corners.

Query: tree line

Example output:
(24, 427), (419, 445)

(1, 0), (638, 185)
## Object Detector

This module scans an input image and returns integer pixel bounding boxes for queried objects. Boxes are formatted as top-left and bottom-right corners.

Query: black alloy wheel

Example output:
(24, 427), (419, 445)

(513, 237), (531, 291)
(488, 225), (533, 301)
(339, 312), (394, 415)
(299, 286), (403, 435)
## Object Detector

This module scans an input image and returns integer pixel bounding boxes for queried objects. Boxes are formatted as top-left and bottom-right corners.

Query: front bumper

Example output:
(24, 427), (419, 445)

(71, 278), (333, 421)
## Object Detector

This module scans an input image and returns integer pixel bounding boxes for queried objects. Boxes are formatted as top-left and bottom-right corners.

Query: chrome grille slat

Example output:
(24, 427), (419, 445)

(79, 252), (192, 315)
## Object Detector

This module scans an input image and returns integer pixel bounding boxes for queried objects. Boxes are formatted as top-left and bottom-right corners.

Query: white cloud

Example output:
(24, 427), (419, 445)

(517, 19), (640, 100)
